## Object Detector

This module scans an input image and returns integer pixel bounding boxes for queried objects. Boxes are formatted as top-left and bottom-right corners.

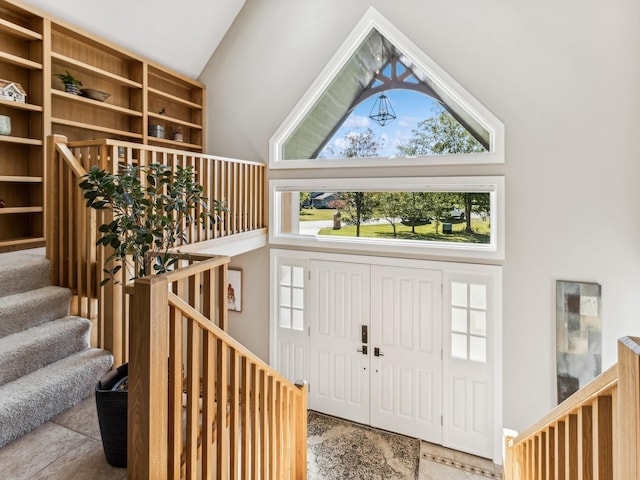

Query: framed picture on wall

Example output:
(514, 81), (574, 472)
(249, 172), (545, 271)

(227, 269), (242, 312)
(556, 280), (602, 404)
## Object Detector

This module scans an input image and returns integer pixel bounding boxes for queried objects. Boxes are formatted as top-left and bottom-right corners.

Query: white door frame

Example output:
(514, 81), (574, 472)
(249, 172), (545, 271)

(269, 249), (503, 464)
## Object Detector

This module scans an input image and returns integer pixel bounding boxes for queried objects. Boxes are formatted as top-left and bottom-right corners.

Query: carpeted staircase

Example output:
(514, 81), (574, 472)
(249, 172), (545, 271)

(0, 248), (113, 447)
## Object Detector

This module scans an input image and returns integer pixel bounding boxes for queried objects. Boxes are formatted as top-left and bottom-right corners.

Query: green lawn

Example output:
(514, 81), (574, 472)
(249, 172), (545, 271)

(318, 219), (490, 244)
(299, 208), (339, 221)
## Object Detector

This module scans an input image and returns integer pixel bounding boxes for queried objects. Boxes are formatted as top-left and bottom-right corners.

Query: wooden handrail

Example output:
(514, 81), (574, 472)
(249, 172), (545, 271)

(512, 365), (618, 443)
(504, 336), (640, 480)
(128, 255), (308, 480)
(45, 134), (268, 366)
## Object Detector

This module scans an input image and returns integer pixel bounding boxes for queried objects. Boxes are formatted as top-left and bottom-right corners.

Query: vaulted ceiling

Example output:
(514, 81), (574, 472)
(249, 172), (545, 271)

(19, 0), (245, 79)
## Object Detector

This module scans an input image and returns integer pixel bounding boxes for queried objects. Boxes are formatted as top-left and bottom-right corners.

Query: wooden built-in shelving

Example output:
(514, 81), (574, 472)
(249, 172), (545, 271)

(0, 0), (205, 251)
(0, 0), (45, 251)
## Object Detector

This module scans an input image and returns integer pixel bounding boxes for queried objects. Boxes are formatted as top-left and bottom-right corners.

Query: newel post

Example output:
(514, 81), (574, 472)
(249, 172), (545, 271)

(128, 275), (169, 480)
(617, 336), (640, 480)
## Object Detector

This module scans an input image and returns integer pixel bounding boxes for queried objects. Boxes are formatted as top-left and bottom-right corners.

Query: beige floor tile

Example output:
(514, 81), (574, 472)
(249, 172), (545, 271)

(52, 396), (101, 440)
(29, 438), (126, 480)
(0, 422), (86, 480)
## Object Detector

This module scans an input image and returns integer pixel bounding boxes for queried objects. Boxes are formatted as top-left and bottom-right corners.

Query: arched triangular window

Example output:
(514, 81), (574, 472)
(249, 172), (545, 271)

(270, 8), (504, 169)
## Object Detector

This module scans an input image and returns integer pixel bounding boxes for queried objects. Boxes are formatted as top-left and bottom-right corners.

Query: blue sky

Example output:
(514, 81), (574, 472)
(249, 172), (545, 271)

(319, 89), (445, 158)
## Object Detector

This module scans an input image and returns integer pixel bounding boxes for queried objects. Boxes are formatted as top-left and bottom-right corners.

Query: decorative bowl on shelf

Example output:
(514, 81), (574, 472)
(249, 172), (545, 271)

(80, 88), (111, 102)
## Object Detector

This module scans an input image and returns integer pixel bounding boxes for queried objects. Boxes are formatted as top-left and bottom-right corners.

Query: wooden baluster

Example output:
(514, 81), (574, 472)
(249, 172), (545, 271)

(578, 406), (593, 480)
(540, 431), (547, 480)
(216, 340), (228, 480)
(295, 383), (308, 480)
(260, 369), (268, 479)
(168, 284), (183, 480)
(251, 364), (259, 480)
(548, 426), (555, 480)
(202, 329), (216, 480)
(241, 357), (250, 480)
(185, 315), (200, 480)
(592, 395), (612, 480)
(566, 414), (578, 480)
(268, 376), (276, 480)
(229, 349), (240, 480)
(555, 419), (566, 480)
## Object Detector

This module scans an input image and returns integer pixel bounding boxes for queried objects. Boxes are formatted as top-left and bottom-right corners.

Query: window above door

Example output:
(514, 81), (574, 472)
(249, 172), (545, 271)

(269, 176), (505, 261)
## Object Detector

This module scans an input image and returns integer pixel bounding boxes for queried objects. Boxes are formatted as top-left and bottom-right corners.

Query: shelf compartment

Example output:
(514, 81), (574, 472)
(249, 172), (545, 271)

(0, 97), (42, 111)
(52, 89), (142, 117)
(0, 18), (41, 40)
(0, 135), (42, 145)
(0, 236), (44, 248)
(0, 206), (42, 214)
(52, 117), (143, 140)
(147, 111), (202, 130)
(51, 52), (142, 88)
(148, 87), (202, 110)
(147, 136), (202, 150)
(0, 50), (42, 69)
(0, 175), (42, 182)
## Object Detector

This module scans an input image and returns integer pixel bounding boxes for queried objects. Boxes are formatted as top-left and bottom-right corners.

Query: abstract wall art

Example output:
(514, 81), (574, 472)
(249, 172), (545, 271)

(555, 280), (602, 404)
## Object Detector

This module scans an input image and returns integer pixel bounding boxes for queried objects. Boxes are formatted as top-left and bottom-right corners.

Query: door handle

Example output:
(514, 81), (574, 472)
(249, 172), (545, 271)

(374, 347), (384, 357)
(357, 345), (368, 355)
(361, 325), (368, 344)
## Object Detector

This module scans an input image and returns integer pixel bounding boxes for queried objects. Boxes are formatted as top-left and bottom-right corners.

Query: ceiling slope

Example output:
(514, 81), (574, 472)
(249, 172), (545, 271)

(18, 0), (245, 79)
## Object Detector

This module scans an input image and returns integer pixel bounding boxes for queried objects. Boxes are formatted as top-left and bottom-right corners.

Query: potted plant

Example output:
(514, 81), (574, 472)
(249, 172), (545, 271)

(80, 162), (225, 467)
(54, 70), (82, 95)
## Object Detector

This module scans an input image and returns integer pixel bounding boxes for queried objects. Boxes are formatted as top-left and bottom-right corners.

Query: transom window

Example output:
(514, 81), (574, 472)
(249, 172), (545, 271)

(269, 176), (504, 260)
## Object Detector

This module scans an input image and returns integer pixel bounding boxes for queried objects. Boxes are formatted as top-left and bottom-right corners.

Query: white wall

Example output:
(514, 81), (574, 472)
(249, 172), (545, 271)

(199, 0), (640, 432)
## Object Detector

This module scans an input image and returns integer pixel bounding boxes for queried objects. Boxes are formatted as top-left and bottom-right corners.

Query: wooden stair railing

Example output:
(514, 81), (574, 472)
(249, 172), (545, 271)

(504, 336), (640, 480)
(45, 134), (267, 366)
(128, 253), (308, 480)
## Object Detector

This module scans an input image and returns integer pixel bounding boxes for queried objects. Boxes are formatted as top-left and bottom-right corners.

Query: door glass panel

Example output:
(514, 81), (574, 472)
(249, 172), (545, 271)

(451, 307), (468, 333)
(280, 265), (292, 285)
(469, 336), (486, 363)
(280, 286), (291, 307)
(292, 288), (304, 309)
(470, 310), (486, 336)
(452, 282), (468, 307)
(469, 284), (487, 309)
(292, 266), (305, 287)
(451, 333), (467, 360)
(279, 307), (291, 329)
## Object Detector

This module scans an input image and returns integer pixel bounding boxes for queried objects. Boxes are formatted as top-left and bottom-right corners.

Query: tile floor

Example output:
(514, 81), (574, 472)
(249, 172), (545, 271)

(0, 396), (502, 479)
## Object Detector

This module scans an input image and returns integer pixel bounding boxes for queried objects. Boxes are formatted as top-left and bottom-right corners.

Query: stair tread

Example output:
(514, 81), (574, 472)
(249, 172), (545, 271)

(0, 286), (71, 338)
(0, 348), (113, 447)
(0, 248), (48, 298)
(0, 316), (91, 386)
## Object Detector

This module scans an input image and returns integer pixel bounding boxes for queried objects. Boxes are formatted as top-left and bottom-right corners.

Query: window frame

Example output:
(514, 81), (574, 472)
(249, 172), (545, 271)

(269, 176), (505, 261)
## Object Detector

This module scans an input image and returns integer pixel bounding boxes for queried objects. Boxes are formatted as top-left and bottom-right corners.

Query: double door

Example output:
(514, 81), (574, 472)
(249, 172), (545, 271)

(308, 260), (443, 443)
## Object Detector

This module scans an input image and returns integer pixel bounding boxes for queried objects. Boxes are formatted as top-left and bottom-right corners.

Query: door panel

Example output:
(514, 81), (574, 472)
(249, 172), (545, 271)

(443, 273), (494, 459)
(370, 265), (443, 443)
(309, 260), (371, 424)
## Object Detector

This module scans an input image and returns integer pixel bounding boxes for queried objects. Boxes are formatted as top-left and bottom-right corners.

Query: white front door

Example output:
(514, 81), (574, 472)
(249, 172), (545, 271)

(308, 260), (371, 424)
(370, 265), (443, 443)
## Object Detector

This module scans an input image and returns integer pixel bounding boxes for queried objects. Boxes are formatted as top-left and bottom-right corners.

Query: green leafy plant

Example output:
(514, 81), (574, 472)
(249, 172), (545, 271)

(54, 70), (82, 89)
(79, 163), (226, 284)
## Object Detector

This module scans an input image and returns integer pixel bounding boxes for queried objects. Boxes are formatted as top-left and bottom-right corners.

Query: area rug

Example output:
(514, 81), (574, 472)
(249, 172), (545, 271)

(307, 411), (419, 479)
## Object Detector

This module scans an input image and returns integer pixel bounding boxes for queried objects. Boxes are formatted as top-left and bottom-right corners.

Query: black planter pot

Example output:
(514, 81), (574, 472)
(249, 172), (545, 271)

(95, 363), (128, 468)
